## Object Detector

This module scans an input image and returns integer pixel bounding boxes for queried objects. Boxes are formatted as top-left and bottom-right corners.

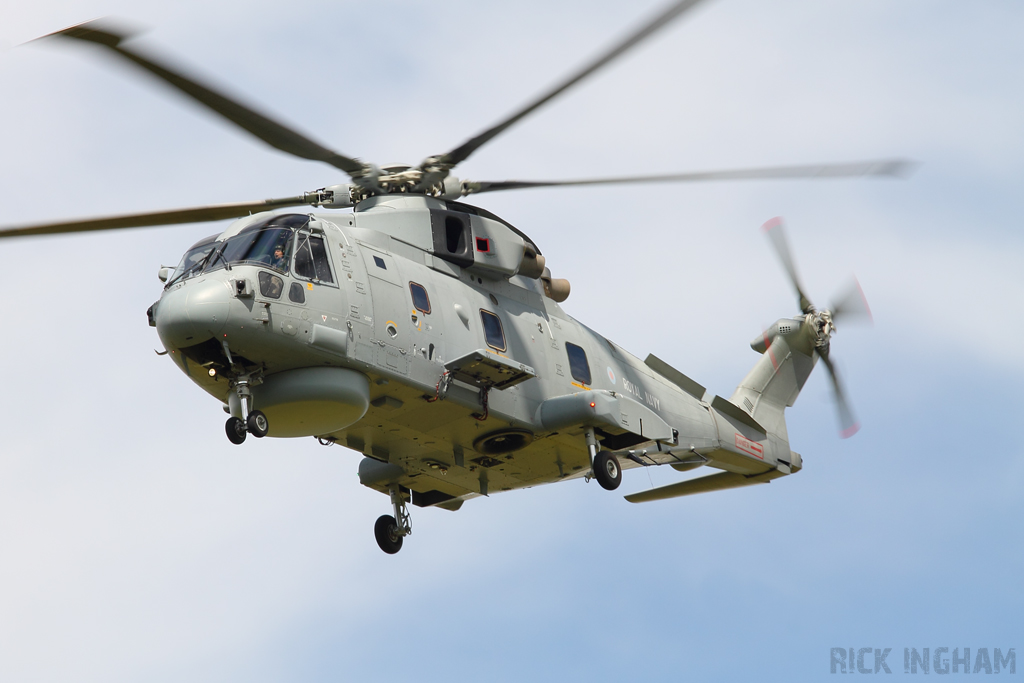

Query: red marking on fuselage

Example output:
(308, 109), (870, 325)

(763, 330), (779, 371)
(735, 433), (764, 459)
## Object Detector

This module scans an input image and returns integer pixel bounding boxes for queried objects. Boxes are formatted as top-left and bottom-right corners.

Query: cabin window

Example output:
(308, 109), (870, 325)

(480, 310), (507, 352)
(409, 282), (431, 314)
(373, 256), (386, 270)
(565, 342), (592, 385)
(289, 282), (306, 304)
(294, 233), (334, 284)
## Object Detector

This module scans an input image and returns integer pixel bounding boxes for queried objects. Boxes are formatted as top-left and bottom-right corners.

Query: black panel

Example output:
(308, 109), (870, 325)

(178, 337), (256, 374)
(411, 489), (456, 508)
(429, 210), (474, 267)
(594, 428), (648, 451)
(445, 200), (542, 255)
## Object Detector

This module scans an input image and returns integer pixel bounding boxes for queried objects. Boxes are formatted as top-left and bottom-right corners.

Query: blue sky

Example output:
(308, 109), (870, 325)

(0, 1), (1021, 681)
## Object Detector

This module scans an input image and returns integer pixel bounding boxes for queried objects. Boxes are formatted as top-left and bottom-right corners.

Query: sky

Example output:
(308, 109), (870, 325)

(0, 0), (1022, 681)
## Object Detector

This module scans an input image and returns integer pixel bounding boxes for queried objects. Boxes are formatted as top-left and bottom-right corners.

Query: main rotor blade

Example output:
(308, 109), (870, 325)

(817, 348), (860, 438)
(463, 159), (913, 195)
(431, 0), (709, 170)
(0, 196), (316, 239)
(38, 20), (366, 178)
(762, 217), (814, 315)
(830, 277), (873, 324)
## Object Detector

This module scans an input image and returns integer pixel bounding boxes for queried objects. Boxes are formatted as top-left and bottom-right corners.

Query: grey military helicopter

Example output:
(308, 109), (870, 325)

(2, 0), (890, 553)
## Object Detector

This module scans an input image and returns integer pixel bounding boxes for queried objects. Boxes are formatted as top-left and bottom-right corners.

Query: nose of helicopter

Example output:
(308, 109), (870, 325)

(155, 279), (232, 349)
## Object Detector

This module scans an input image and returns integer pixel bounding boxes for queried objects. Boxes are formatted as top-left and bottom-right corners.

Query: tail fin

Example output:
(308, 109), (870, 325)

(728, 318), (818, 441)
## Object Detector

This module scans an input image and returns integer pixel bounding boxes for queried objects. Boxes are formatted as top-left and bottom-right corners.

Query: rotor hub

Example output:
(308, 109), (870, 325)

(807, 310), (835, 349)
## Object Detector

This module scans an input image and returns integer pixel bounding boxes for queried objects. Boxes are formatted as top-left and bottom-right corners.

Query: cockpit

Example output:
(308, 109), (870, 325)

(165, 214), (335, 289)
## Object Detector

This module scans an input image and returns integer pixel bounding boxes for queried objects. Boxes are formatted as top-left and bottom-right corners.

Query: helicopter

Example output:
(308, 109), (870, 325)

(0, 0), (892, 554)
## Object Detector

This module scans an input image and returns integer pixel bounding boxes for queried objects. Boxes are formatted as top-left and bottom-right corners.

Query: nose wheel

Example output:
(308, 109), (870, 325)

(225, 416), (247, 444)
(224, 373), (270, 444)
(246, 410), (269, 437)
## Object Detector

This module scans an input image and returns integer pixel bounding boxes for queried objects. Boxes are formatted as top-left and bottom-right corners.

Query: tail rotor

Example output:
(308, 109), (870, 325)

(761, 217), (871, 438)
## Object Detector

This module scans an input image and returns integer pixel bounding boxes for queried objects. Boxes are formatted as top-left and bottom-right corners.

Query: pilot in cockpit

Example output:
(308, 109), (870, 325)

(271, 245), (288, 270)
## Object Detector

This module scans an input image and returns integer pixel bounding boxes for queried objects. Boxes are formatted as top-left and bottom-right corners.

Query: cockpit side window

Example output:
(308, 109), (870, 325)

(294, 233), (335, 284)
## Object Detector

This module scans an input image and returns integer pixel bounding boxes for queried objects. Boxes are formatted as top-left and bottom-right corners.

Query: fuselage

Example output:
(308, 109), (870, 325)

(152, 194), (796, 509)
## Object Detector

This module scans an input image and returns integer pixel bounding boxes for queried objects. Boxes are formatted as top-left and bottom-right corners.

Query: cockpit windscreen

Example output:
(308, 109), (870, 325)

(166, 235), (217, 287)
(211, 227), (294, 274)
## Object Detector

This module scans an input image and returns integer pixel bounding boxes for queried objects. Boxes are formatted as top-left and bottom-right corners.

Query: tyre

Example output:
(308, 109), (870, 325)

(593, 451), (622, 491)
(246, 410), (269, 438)
(225, 417), (247, 445)
(374, 514), (404, 554)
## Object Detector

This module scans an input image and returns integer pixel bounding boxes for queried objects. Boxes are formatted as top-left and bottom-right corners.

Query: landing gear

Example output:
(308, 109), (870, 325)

(374, 486), (412, 554)
(593, 450), (622, 491)
(223, 373), (270, 444)
(225, 417), (247, 445)
(246, 409), (269, 438)
(585, 427), (622, 491)
(374, 515), (404, 554)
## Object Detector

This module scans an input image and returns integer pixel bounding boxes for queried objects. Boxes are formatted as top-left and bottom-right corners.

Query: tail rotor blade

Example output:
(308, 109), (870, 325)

(817, 349), (860, 438)
(830, 277), (873, 324)
(762, 217), (814, 314)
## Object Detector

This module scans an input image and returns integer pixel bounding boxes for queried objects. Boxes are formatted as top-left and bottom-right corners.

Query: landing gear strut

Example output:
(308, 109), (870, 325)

(374, 486), (412, 554)
(585, 427), (621, 491)
(224, 374), (269, 444)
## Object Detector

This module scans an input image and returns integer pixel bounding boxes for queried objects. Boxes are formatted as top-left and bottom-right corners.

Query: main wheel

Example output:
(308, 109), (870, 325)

(246, 410), (269, 438)
(225, 417), (247, 445)
(593, 451), (622, 491)
(374, 514), (404, 554)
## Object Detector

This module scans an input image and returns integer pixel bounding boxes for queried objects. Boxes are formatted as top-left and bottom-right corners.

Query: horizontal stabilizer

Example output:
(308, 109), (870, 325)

(624, 469), (782, 503)
(644, 354), (706, 399)
(710, 395), (766, 434)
